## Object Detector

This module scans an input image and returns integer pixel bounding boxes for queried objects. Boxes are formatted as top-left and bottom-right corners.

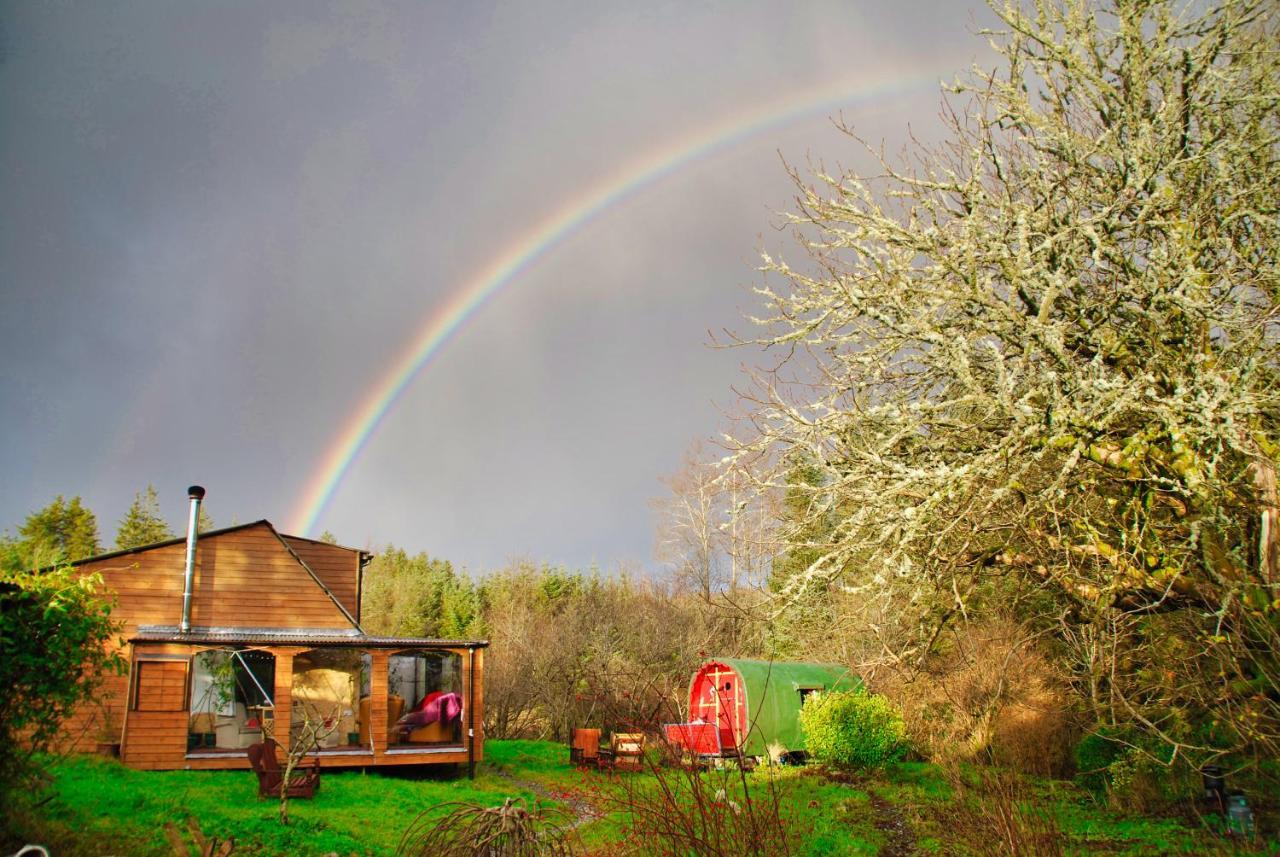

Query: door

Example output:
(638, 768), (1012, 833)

(690, 663), (745, 752)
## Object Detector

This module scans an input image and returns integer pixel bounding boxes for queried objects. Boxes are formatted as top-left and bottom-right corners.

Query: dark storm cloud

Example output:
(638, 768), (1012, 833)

(0, 1), (996, 569)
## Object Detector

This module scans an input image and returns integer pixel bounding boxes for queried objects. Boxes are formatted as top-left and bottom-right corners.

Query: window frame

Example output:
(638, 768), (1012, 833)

(129, 654), (192, 713)
(386, 648), (466, 751)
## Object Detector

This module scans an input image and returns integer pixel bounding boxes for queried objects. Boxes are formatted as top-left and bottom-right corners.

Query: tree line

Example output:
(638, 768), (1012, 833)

(1, 485), (212, 573)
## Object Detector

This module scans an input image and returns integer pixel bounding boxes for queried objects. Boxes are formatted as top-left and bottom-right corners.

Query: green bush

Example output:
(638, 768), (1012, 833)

(0, 566), (124, 795)
(1073, 728), (1186, 811)
(800, 690), (907, 769)
(1073, 728), (1127, 795)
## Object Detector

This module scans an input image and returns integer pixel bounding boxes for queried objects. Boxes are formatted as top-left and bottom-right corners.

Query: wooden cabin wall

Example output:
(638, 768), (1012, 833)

(65, 523), (358, 754)
(116, 644), (485, 771)
(281, 536), (362, 622)
(78, 523), (355, 638)
(57, 665), (131, 754)
(190, 527), (356, 628)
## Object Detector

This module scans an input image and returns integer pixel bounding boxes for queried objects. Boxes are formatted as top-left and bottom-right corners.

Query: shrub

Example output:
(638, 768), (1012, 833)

(873, 618), (1077, 776)
(0, 566), (124, 795)
(1072, 729), (1127, 796)
(1073, 728), (1189, 812)
(800, 690), (907, 769)
(395, 797), (576, 857)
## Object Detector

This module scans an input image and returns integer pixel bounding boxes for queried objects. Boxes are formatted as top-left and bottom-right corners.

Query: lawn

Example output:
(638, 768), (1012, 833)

(4, 742), (1270, 855)
(5, 754), (535, 856)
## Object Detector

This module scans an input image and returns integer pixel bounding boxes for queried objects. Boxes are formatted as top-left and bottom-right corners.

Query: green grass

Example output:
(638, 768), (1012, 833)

(6, 755), (533, 856)
(5, 743), (1271, 856)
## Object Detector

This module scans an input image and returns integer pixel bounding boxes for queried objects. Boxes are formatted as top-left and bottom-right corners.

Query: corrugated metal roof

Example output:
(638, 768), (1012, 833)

(133, 625), (488, 648)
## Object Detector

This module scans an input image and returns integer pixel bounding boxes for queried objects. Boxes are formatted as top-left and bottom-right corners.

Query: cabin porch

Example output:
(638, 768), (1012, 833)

(121, 631), (485, 772)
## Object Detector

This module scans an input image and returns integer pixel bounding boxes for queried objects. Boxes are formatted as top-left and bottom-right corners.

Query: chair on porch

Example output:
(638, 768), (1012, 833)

(246, 739), (321, 799)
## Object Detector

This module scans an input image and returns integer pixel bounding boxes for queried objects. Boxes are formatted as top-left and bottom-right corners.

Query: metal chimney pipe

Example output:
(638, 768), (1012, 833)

(179, 485), (205, 634)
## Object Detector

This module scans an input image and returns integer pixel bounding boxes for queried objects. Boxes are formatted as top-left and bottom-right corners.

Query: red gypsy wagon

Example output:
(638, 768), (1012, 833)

(666, 659), (859, 760)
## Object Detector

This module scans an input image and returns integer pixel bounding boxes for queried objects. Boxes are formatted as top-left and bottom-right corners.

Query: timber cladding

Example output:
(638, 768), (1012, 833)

(77, 522), (356, 638)
(118, 643), (484, 771)
(64, 518), (487, 772)
(280, 535), (364, 622)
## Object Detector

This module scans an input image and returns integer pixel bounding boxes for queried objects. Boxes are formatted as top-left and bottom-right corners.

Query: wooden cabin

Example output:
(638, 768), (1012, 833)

(666, 658), (858, 759)
(65, 488), (486, 774)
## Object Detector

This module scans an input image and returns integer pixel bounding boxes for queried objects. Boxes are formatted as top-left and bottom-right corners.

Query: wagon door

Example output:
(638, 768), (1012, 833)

(690, 662), (745, 753)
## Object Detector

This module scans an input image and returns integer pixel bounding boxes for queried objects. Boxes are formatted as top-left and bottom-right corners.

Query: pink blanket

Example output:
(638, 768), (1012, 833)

(396, 692), (462, 729)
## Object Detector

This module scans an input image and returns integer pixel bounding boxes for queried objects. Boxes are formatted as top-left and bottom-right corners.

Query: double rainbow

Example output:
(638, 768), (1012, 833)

(287, 67), (953, 536)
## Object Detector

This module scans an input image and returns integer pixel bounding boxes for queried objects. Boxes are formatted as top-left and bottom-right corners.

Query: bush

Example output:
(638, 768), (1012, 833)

(0, 566), (124, 795)
(873, 618), (1077, 776)
(1073, 728), (1127, 796)
(800, 690), (907, 769)
(1073, 728), (1189, 812)
(396, 797), (576, 857)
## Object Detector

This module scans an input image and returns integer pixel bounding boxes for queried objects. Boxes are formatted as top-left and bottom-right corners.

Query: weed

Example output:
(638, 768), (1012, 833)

(938, 763), (1064, 857)
(395, 796), (576, 856)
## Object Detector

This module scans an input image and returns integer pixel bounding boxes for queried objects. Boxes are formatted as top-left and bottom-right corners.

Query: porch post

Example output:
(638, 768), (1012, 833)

(467, 646), (476, 779)
(273, 648), (293, 752)
(369, 649), (390, 757)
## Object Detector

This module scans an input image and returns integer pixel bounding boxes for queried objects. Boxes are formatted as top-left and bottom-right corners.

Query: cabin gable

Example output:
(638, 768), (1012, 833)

(279, 535), (365, 624)
(77, 521), (360, 638)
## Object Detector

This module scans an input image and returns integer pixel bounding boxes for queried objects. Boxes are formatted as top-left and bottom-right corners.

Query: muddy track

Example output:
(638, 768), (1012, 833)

(814, 769), (917, 857)
(491, 768), (598, 830)
(867, 789), (917, 857)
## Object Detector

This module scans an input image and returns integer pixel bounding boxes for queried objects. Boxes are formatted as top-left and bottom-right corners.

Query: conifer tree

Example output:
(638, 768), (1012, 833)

(197, 505), (214, 534)
(115, 484), (174, 550)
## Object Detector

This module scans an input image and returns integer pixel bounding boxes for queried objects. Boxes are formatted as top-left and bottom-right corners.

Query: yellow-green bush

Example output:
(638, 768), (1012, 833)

(800, 690), (907, 768)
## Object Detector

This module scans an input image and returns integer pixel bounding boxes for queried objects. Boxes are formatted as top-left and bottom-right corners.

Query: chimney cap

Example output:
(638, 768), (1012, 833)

(187, 485), (206, 500)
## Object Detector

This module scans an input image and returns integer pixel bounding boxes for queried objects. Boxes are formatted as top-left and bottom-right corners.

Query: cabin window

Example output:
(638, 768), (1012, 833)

(387, 650), (463, 747)
(131, 658), (189, 712)
(187, 648), (276, 752)
(291, 648), (371, 751)
(798, 687), (821, 707)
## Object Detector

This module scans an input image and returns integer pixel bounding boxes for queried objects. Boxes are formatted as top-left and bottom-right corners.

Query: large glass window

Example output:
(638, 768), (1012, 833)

(187, 648), (275, 752)
(388, 650), (463, 747)
(291, 649), (371, 751)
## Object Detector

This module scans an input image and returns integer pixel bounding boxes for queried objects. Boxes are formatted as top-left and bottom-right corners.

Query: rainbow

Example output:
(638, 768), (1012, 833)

(287, 66), (955, 536)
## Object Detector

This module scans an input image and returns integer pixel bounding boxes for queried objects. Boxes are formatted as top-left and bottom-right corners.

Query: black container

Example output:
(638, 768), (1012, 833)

(1201, 764), (1226, 799)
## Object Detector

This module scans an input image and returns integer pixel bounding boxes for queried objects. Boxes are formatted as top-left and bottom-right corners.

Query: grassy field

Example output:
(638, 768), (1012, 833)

(3, 741), (1270, 855)
(4, 755), (532, 856)
(486, 741), (1265, 856)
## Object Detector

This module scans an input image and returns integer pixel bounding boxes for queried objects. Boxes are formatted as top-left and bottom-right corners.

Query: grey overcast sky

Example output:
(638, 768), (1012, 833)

(0, 1), (997, 571)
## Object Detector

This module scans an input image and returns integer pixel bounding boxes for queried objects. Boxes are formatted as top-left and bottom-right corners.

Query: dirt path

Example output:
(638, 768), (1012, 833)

(867, 789), (917, 857)
(816, 769), (918, 857)
(491, 768), (599, 830)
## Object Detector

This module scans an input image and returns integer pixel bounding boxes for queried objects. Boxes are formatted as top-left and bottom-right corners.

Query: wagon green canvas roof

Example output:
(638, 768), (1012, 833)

(692, 658), (861, 756)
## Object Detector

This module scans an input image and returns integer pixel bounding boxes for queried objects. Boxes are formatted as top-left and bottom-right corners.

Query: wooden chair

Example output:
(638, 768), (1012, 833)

(570, 728), (601, 766)
(246, 739), (321, 799)
(598, 732), (646, 772)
